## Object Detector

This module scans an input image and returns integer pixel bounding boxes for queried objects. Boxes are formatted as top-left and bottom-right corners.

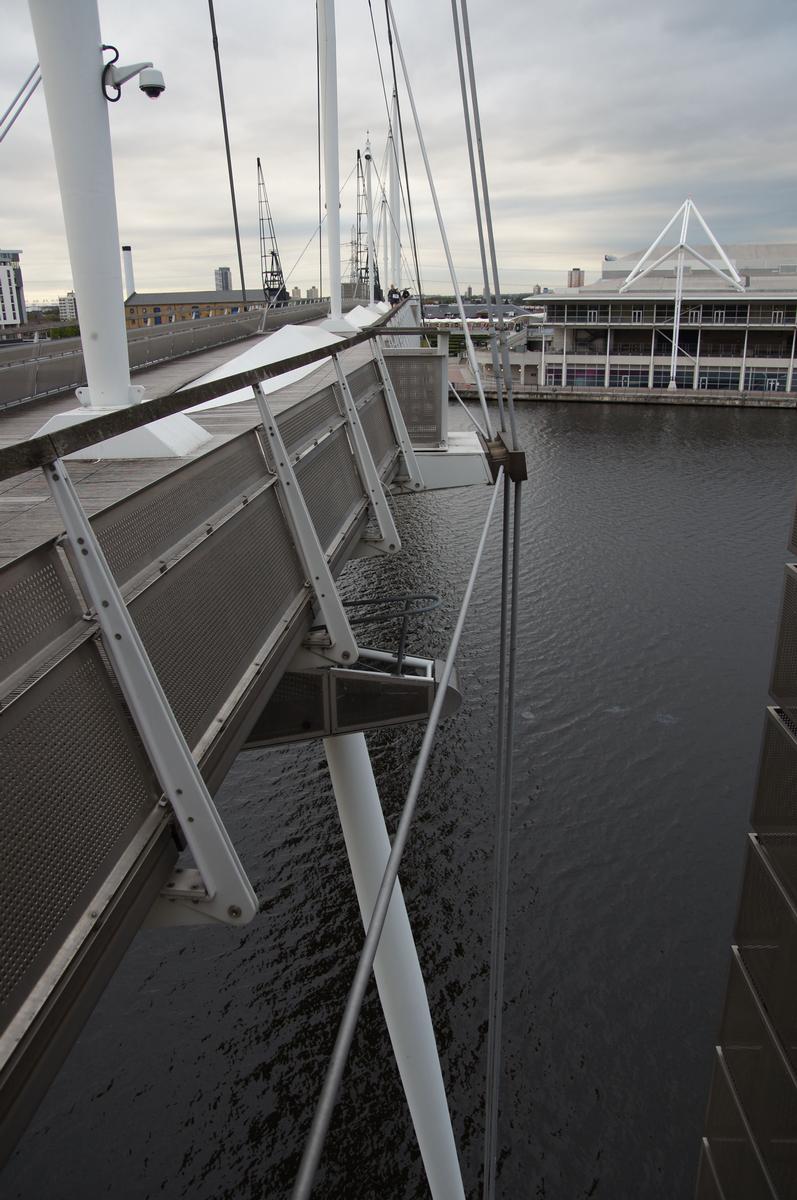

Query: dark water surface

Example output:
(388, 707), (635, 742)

(6, 400), (797, 1199)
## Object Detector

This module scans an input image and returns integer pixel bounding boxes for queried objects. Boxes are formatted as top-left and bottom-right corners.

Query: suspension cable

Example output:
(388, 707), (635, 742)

(291, 469), (505, 1200)
(383, 0), (493, 439)
(0, 66), (41, 146)
(316, 2), (323, 299)
(449, 0), (505, 432)
(207, 0), (247, 304)
(449, 382), (488, 439)
(459, 0), (518, 449)
(383, 1), (425, 315)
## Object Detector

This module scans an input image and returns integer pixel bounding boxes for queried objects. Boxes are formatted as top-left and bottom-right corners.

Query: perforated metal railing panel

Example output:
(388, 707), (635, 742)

(0, 641), (160, 1028)
(0, 544), (82, 690)
(753, 708), (797, 830)
(277, 385), (341, 455)
(92, 431), (270, 587)
(127, 484), (305, 752)
(360, 394), (397, 471)
(346, 359), (381, 400)
(295, 427), (364, 554)
(385, 352), (445, 446)
(704, 1054), (775, 1200)
(771, 566), (797, 707)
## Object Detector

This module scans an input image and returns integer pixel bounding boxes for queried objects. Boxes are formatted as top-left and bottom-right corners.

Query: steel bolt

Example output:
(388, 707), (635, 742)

(228, 905), (242, 919)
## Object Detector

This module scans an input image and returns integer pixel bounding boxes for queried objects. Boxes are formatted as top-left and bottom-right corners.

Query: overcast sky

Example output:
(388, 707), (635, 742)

(3, 0), (797, 301)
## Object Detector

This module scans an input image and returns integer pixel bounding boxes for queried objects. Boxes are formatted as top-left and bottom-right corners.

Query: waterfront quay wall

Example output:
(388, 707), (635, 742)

(453, 383), (797, 410)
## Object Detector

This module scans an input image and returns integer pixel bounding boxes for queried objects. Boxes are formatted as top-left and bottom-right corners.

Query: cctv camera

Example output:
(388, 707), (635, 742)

(139, 68), (165, 99)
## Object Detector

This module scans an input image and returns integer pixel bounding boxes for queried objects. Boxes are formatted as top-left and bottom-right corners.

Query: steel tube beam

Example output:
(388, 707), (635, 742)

(322, 731), (464, 1199)
(388, 92), (401, 290)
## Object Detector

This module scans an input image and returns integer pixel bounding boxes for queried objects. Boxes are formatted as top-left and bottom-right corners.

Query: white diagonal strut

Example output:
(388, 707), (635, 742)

(253, 383), (358, 665)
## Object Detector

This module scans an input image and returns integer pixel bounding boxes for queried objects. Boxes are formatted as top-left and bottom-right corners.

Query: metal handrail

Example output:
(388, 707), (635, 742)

(342, 593), (441, 674)
(0, 298), (410, 483)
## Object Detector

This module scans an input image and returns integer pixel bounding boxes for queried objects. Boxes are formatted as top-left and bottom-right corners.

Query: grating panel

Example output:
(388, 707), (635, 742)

(333, 672), (430, 733)
(0, 544), (82, 693)
(346, 360), (380, 400)
(92, 432), (270, 586)
(247, 671), (327, 744)
(789, 494), (797, 557)
(0, 643), (159, 1027)
(277, 386), (341, 454)
(128, 487), (305, 750)
(360, 394), (397, 471)
(295, 427), (364, 554)
(771, 566), (797, 707)
(385, 354), (444, 445)
(753, 708), (797, 830)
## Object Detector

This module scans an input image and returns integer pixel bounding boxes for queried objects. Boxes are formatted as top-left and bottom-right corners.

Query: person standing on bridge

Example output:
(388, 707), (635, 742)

(387, 283), (401, 305)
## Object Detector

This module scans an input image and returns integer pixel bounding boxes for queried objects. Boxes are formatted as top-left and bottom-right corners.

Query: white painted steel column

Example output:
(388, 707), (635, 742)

(648, 327), (655, 388)
(788, 328), (796, 393)
(740, 326), (749, 392)
(364, 137), (376, 305)
(318, 0), (342, 321)
(693, 326), (701, 390)
(668, 201), (691, 389)
(324, 732), (465, 1200)
(382, 192), (389, 297)
(28, 0), (133, 408)
(388, 91), (401, 289)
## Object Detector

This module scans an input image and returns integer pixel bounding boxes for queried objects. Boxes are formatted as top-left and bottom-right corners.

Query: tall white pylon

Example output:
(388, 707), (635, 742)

(619, 198), (745, 389)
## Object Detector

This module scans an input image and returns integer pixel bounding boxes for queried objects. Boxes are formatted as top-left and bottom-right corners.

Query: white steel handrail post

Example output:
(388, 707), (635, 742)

(28, 0), (134, 409)
(364, 136), (376, 306)
(318, 0), (342, 322)
(252, 384), (358, 664)
(371, 341), (424, 490)
(323, 731), (465, 1200)
(332, 356), (401, 554)
(43, 458), (258, 926)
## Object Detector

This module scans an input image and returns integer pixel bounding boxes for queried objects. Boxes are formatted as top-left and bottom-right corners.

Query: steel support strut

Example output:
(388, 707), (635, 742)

(253, 383), (358, 665)
(332, 355), (401, 554)
(323, 731), (465, 1199)
(371, 341), (424, 490)
(44, 458), (258, 927)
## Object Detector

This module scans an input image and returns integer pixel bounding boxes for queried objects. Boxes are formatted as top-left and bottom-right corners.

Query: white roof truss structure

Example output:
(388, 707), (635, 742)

(619, 198), (745, 294)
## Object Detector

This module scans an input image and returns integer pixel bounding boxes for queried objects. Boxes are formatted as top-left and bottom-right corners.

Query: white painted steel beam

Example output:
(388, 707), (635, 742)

(323, 731), (465, 1200)
(318, 0), (343, 324)
(44, 458), (258, 927)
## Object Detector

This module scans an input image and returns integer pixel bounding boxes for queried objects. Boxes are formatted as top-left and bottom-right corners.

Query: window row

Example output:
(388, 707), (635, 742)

(545, 302), (797, 325)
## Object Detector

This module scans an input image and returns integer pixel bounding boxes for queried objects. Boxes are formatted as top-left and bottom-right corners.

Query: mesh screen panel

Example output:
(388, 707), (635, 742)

(346, 360), (380, 400)
(277, 386), (340, 454)
(385, 354), (443, 445)
(789, 496), (797, 557)
(0, 643), (159, 1026)
(128, 487), (304, 750)
(772, 567), (797, 707)
(0, 545), (81, 691)
(295, 428), (364, 554)
(360, 395), (397, 471)
(92, 433), (270, 586)
(248, 671), (327, 743)
(754, 709), (797, 830)
(34, 356), (86, 396)
(334, 673), (430, 732)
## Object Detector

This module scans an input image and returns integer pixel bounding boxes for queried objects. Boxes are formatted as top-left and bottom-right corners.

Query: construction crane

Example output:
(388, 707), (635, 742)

(257, 156), (288, 305)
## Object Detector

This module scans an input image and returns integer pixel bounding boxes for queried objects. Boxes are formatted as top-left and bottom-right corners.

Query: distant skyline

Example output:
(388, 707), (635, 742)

(3, 0), (797, 302)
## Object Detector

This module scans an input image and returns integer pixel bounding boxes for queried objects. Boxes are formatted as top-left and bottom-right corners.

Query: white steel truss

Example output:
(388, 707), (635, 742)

(620, 198), (745, 388)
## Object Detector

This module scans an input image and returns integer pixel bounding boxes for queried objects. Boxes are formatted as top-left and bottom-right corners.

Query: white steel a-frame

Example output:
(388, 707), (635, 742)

(619, 198), (745, 389)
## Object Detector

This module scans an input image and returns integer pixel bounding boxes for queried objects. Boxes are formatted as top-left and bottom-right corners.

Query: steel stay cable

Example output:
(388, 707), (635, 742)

(459, 0), (518, 451)
(0, 62), (39, 127)
(383, 0), (493, 439)
(0, 72), (41, 145)
(207, 0), (247, 303)
(449, 382), (487, 439)
(383, 0), (425, 315)
(449, 0), (505, 433)
(291, 467), (505, 1200)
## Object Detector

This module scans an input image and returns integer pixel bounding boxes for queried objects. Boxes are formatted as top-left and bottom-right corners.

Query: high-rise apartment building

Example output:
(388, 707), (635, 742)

(306, 286), (319, 300)
(567, 267), (585, 288)
(291, 286), (301, 301)
(214, 266), (232, 291)
(58, 291), (78, 322)
(0, 250), (26, 328)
